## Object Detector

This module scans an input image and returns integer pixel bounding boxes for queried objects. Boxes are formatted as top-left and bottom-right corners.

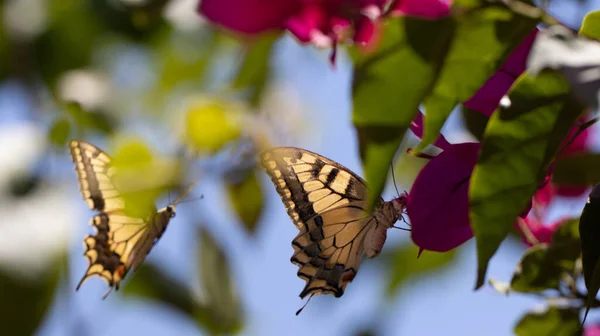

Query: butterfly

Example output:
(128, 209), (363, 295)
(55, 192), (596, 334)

(68, 140), (196, 298)
(259, 147), (407, 314)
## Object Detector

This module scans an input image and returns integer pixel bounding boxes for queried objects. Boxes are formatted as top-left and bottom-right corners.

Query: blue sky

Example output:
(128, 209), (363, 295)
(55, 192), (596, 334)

(2, 1), (600, 335)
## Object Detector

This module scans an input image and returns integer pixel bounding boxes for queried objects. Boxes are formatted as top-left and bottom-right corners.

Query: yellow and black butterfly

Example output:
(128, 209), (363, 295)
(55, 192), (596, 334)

(68, 140), (195, 297)
(259, 147), (407, 314)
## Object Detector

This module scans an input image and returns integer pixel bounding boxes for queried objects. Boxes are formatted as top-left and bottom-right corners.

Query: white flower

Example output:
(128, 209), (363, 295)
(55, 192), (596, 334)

(0, 122), (76, 279)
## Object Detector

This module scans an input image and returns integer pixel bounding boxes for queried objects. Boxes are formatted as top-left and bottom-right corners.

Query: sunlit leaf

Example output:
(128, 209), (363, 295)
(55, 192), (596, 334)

(123, 263), (195, 315)
(111, 138), (182, 218)
(579, 185), (600, 323)
(352, 16), (455, 211)
(383, 242), (457, 295)
(184, 100), (242, 154)
(553, 154), (600, 187)
(417, 4), (537, 152)
(580, 10), (600, 40)
(227, 170), (264, 234)
(469, 71), (585, 289)
(233, 33), (281, 107)
(514, 306), (581, 336)
(0, 258), (61, 336)
(197, 228), (243, 334)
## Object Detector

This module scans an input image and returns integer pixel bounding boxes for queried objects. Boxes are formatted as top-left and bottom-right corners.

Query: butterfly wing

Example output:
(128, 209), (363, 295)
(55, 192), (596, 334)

(69, 140), (158, 293)
(260, 147), (384, 298)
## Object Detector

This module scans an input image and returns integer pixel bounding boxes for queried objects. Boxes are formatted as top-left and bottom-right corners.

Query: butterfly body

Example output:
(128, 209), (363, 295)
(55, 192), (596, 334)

(259, 147), (406, 302)
(69, 140), (177, 296)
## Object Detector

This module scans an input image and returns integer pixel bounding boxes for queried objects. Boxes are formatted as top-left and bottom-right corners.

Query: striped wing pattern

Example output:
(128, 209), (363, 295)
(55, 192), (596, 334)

(260, 147), (383, 299)
(69, 140), (157, 295)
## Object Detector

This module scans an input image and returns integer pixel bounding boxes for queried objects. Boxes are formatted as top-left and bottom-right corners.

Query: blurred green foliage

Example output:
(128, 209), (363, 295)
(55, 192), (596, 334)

(227, 170), (264, 233)
(514, 307), (582, 336)
(384, 242), (458, 295)
(232, 33), (280, 107)
(124, 228), (243, 335)
(553, 154), (600, 186)
(0, 258), (62, 336)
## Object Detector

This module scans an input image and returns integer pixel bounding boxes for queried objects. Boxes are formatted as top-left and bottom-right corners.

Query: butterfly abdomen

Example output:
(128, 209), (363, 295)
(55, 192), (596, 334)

(364, 224), (388, 258)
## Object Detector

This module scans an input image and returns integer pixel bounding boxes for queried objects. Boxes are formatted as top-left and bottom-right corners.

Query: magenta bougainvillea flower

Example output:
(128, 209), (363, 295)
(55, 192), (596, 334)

(518, 216), (566, 246)
(198, 0), (389, 62)
(410, 111), (451, 150)
(407, 142), (479, 252)
(390, 0), (450, 19)
(407, 141), (533, 252)
(585, 325), (600, 336)
(198, 0), (460, 63)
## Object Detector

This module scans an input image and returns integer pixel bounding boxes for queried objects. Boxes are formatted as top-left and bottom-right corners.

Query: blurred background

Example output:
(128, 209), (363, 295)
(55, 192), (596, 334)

(1, 0), (600, 335)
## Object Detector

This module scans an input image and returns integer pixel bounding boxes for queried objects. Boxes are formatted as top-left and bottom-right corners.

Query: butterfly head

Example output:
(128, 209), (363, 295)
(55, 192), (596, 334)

(159, 205), (175, 219)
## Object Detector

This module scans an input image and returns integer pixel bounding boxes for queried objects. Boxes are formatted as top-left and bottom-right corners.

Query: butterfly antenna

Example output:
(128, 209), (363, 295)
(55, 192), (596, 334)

(172, 181), (200, 206)
(176, 195), (205, 204)
(392, 225), (411, 231)
(390, 164), (401, 197)
(296, 294), (315, 316)
(102, 286), (114, 300)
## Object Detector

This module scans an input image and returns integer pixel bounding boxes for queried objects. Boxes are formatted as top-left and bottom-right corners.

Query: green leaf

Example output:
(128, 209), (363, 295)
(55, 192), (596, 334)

(352, 16), (455, 211)
(384, 242), (458, 295)
(552, 154), (600, 187)
(469, 71), (585, 289)
(550, 218), (580, 261)
(48, 118), (71, 146)
(461, 106), (489, 141)
(579, 187), (600, 323)
(580, 10), (600, 40)
(232, 33), (280, 107)
(197, 228), (243, 334)
(514, 306), (582, 336)
(227, 170), (264, 234)
(0, 259), (61, 336)
(123, 263), (195, 315)
(416, 4), (537, 152)
(510, 243), (577, 293)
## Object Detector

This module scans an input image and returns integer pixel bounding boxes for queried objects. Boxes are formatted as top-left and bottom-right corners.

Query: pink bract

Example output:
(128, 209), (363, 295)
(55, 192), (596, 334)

(390, 0), (451, 19)
(198, 0), (299, 34)
(408, 142), (479, 252)
(198, 0), (389, 61)
(407, 142), (531, 252)
(585, 325), (600, 336)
